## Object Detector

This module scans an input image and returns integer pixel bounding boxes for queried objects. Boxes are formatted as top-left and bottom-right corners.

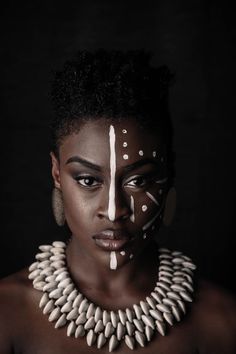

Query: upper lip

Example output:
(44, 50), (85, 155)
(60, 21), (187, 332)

(92, 229), (133, 240)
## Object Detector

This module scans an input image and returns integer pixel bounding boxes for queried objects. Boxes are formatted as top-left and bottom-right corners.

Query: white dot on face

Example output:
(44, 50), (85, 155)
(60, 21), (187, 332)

(143, 233), (147, 239)
(122, 129), (127, 134)
(123, 142), (128, 147)
(120, 251), (126, 256)
(123, 154), (129, 160)
(153, 151), (157, 157)
(139, 150), (144, 156)
(142, 205), (148, 212)
(129, 254), (133, 259)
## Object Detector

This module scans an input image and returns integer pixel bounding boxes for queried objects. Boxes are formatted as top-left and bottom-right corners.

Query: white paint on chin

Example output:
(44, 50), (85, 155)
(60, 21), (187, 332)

(130, 195), (135, 223)
(110, 251), (118, 270)
(108, 125), (116, 222)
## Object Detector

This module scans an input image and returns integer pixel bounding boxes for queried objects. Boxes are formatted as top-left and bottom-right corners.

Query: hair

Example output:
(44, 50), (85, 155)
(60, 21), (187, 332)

(50, 49), (175, 182)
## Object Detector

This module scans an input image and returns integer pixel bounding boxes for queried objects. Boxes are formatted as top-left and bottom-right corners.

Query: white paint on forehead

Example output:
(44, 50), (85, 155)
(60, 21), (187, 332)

(123, 142), (128, 147)
(123, 154), (129, 160)
(130, 196), (135, 223)
(122, 129), (127, 134)
(139, 150), (144, 156)
(155, 177), (168, 184)
(108, 125), (116, 222)
(146, 191), (159, 206)
(110, 251), (118, 270)
(142, 202), (164, 231)
(142, 205), (148, 212)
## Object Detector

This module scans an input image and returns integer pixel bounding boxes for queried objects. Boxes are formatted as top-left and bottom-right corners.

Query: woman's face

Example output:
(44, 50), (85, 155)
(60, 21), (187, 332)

(51, 118), (168, 270)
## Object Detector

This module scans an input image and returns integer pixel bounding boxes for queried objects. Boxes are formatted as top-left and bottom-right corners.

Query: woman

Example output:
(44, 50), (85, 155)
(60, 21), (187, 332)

(0, 49), (236, 353)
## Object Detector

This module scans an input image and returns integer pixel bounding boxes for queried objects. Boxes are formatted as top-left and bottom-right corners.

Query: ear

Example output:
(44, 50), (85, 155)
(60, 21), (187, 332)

(163, 187), (177, 226)
(50, 152), (61, 189)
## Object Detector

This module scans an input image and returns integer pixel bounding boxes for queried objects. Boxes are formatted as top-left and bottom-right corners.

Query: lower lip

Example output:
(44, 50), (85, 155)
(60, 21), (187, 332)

(94, 238), (130, 251)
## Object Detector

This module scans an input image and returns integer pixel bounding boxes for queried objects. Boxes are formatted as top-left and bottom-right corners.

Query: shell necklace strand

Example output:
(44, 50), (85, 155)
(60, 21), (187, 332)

(29, 241), (196, 352)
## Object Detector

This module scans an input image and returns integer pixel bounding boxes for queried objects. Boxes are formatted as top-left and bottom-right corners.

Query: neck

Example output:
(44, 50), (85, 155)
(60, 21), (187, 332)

(65, 238), (159, 309)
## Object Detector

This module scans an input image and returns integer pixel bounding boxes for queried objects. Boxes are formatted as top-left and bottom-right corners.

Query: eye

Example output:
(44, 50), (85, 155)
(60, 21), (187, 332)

(124, 176), (147, 189)
(74, 175), (101, 188)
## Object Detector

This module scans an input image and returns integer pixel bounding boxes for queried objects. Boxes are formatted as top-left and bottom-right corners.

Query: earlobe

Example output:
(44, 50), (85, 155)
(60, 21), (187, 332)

(163, 187), (177, 226)
(50, 151), (61, 189)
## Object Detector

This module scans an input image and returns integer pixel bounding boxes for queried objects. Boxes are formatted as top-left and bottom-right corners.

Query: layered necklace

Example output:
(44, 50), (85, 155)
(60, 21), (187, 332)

(29, 241), (196, 351)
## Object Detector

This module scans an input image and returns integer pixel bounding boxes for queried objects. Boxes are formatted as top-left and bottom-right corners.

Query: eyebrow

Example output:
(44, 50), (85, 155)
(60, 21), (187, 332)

(66, 156), (158, 173)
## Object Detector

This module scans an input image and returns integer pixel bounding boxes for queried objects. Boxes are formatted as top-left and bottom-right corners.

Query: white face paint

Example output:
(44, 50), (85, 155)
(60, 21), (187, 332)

(138, 150), (144, 156)
(122, 129), (127, 134)
(110, 251), (118, 270)
(129, 254), (133, 259)
(143, 233), (147, 239)
(123, 142), (128, 147)
(108, 125), (116, 222)
(146, 191), (159, 206)
(142, 205), (148, 212)
(130, 195), (135, 222)
(153, 151), (157, 157)
(142, 202), (164, 231)
(123, 154), (129, 160)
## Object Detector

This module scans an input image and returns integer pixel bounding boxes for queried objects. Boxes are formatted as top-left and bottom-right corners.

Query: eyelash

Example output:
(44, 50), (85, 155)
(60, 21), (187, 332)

(74, 175), (102, 188)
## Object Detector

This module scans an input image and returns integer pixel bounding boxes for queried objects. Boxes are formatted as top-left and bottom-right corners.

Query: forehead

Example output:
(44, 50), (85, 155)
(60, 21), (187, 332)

(59, 118), (166, 166)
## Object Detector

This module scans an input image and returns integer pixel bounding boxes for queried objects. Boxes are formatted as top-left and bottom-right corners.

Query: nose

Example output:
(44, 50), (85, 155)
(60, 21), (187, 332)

(97, 187), (131, 222)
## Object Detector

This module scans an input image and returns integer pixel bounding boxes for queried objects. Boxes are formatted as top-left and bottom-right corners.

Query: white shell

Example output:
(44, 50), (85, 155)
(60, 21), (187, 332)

(58, 278), (72, 289)
(171, 284), (185, 292)
(172, 257), (184, 264)
(182, 261), (196, 270)
(52, 241), (66, 248)
(118, 309), (127, 325)
(155, 286), (166, 297)
(172, 306), (181, 321)
(75, 324), (85, 338)
(29, 261), (39, 272)
(163, 298), (176, 307)
(135, 330), (146, 347)
(151, 292), (162, 304)
(63, 284), (74, 295)
(55, 295), (67, 306)
(140, 301), (149, 315)
(177, 299), (186, 314)
(156, 281), (171, 292)
(126, 308), (134, 322)
(39, 293), (49, 308)
(105, 322), (115, 338)
(28, 269), (41, 280)
(109, 334), (119, 352)
(180, 291), (192, 302)
(55, 271), (69, 282)
(34, 281), (46, 291)
(48, 307), (61, 322)
(67, 321), (76, 336)
(43, 282), (57, 292)
(55, 313), (67, 328)
(75, 312), (87, 325)
(61, 300), (73, 313)
(94, 319), (104, 333)
(133, 304), (142, 320)
(66, 307), (78, 321)
(125, 334), (135, 350)
(156, 304), (171, 313)
(163, 312), (174, 326)
(97, 332), (106, 349)
(149, 309), (163, 322)
(38, 260), (51, 269)
(117, 322), (125, 340)
(86, 303), (96, 318)
(36, 252), (51, 260)
(167, 291), (181, 301)
(155, 320), (166, 336)
(146, 296), (156, 309)
(110, 311), (118, 328)
(141, 315), (155, 329)
(84, 317), (95, 330)
(102, 310), (111, 326)
(94, 307), (102, 322)
(49, 288), (63, 299)
(67, 289), (78, 302)
(133, 319), (144, 332)
(43, 299), (54, 314)
(86, 329), (96, 346)
(73, 294), (83, 308)
(145, 325), (154, 341)
(78, 299), (89, 314)
(126, 321), (135, 336)
(183, 281), (194, 292)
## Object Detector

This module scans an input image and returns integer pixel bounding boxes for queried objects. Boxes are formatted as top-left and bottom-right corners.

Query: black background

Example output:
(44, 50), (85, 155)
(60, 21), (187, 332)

(0, 0), (235, 293)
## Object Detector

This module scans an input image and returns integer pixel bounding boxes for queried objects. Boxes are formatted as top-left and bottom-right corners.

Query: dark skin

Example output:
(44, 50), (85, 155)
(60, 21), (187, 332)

(0, 118), (236, 354)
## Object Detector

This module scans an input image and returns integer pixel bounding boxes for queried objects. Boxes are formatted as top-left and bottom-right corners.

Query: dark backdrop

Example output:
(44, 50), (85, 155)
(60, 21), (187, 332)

(0, 0), (235, 293)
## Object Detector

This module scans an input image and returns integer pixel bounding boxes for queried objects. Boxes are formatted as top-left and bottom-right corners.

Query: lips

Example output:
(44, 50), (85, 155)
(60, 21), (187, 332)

(92, 230), (134, 251)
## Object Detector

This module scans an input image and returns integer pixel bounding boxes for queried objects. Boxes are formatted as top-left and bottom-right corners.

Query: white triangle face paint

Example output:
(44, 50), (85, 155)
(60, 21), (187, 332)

(108, 125), (116, 222)
(130, 196), (135, 223)
(110, 252), (117, 270)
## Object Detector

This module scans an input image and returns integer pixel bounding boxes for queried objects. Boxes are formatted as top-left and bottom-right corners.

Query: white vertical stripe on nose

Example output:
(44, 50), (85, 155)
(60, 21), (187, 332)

(108, 125), (116, 221)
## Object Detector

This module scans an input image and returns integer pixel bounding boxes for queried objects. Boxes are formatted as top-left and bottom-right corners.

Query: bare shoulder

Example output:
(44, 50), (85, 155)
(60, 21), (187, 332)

(193, 278), (236, 353)
(0, 268), (34, 354)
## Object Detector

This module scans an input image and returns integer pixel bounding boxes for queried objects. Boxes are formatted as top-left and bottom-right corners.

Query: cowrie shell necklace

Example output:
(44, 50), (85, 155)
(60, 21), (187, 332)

(29, 241), (196, 351)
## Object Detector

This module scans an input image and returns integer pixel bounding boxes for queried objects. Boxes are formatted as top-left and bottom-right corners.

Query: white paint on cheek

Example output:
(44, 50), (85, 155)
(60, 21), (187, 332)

(139, 150), (144, 156)
(146, 191), (159, 206)
(122, 129), (127, 134)
(108, 125), (116, 222)
(123, 154), (129, 160)
(155, 177), (168, 184)
(110, 251), (118, 270)
(120, 251), (126, 256)
(123, 142), (128, 147)
(130, 195), (135, 223)
(142, 205), (148, 212)
(142, 202), (164, 231)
